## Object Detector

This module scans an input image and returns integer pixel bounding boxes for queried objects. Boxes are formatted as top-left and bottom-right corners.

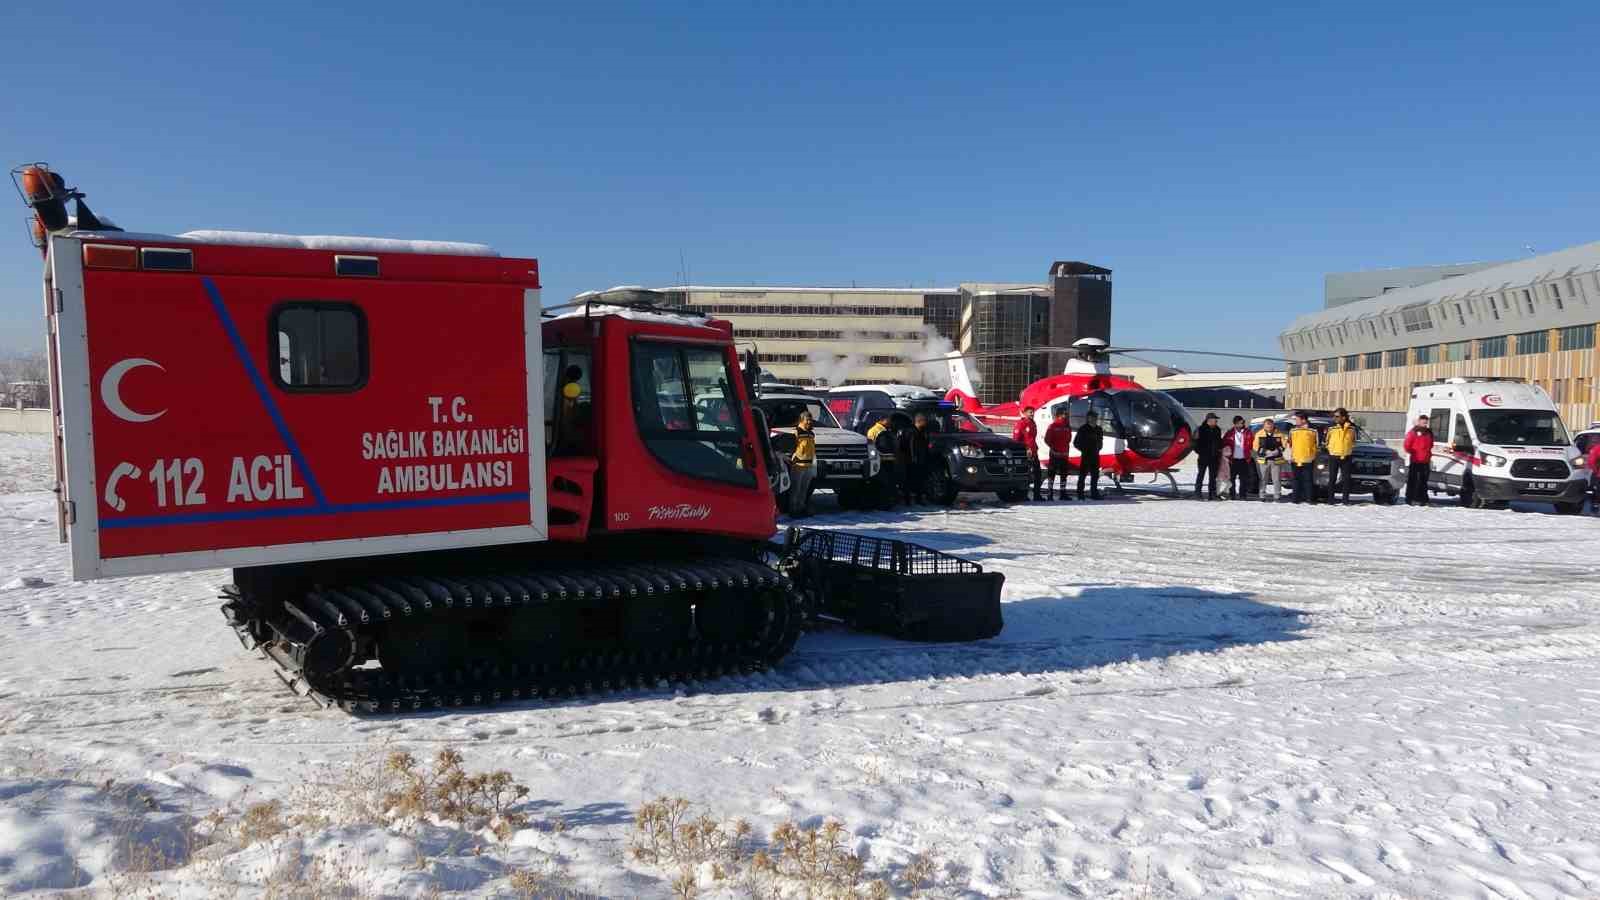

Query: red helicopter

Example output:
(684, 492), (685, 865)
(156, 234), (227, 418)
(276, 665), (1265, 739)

(928, 338), (1287, 485)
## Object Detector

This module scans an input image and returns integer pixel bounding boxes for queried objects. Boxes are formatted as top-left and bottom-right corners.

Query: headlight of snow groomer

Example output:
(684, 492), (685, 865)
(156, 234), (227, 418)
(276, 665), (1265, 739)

(958, 444), (984, 459)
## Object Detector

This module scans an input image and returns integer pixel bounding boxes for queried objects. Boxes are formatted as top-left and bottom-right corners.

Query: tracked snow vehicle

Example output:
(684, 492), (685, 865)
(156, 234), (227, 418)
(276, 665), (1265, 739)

(17, 163), (1002, 712)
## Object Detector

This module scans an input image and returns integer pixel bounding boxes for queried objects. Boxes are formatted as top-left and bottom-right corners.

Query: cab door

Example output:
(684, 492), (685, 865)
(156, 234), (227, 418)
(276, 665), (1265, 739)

(1428, 403), (1464, 488)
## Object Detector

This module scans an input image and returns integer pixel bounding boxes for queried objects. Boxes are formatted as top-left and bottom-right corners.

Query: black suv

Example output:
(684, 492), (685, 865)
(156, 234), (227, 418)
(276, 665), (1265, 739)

(826, 386), (1033, 504)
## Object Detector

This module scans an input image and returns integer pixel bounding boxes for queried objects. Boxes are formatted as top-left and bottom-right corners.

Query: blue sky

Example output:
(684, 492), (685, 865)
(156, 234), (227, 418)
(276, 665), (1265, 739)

(2, 2), (1597, 364)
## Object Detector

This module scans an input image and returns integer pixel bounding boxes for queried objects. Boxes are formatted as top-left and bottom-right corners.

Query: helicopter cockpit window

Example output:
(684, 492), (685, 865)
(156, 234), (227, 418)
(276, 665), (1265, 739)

(1110, 390), (1186, 459)
(1066, 394), (1116, 431)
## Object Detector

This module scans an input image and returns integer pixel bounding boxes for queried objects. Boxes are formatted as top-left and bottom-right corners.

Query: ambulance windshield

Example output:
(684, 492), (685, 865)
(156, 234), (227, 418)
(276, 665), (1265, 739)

(1469, 409), (1570, 446)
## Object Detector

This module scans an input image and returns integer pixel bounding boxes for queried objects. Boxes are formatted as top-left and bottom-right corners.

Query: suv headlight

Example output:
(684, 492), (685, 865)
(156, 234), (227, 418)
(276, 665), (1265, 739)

(1480, 452), (1507, 467)
(867, 443), (881, 475)
(958, 444), (984, 459)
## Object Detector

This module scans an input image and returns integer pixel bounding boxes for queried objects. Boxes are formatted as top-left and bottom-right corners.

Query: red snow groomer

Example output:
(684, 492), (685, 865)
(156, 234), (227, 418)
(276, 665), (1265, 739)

(16, 164), (1002, 711)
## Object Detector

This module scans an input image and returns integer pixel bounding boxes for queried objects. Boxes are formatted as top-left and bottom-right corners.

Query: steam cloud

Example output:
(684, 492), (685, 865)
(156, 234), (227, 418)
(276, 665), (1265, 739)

(803, 325), (980, 389)
(805, 343), (867, 387)
(908, 325), (959, 389)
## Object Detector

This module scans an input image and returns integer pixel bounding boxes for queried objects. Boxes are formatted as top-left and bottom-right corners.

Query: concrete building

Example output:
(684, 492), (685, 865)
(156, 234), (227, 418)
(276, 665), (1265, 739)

(659, 261), (1111, 406)
(1281, 240), (1600, 427)
(1324, 261), (1509, 309)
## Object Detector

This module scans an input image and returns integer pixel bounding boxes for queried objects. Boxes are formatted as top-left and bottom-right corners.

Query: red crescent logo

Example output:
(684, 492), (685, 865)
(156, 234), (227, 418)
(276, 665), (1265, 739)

(1482, 394), (1502, 407)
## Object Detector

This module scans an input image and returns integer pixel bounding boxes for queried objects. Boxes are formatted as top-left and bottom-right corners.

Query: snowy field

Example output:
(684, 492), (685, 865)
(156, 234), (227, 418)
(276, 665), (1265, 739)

(4, 431), (1600, 898)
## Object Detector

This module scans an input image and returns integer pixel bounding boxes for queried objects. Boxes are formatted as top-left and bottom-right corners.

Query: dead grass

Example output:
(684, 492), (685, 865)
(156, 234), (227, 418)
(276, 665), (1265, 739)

(628, 797), (939, 899)
(22, 745), (576, 898)
(381, 748), (532, 840)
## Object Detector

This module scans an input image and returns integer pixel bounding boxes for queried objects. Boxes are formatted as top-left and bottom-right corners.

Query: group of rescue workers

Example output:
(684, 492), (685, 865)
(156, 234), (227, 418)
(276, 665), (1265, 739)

(778, 401), (1600, 516)
(1189, 408), (1360, 503)
(1008, 406), (1107, 501)
(781, 408), (952, 516)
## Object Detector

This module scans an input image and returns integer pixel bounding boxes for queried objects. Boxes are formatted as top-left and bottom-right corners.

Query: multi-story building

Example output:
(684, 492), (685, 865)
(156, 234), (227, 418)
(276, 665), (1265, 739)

(658, 261), (1111, 406)
(1280, 241), (1600, 427)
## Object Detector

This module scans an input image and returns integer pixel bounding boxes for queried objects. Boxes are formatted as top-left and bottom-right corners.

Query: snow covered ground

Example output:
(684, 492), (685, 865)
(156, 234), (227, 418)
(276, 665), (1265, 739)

(4, 431), (1600, 897)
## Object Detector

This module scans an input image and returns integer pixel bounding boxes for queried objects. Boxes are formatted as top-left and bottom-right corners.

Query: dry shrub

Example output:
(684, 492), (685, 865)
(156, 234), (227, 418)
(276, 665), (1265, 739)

(899, 851), (937, 897)
(628, 797), (752, 869)
(77, 746), (559, 897)
(381, 749), (531, 840)
(237, 800), (292, 846)
(755, 820), (868, 893)
(629, 799), (931, 899)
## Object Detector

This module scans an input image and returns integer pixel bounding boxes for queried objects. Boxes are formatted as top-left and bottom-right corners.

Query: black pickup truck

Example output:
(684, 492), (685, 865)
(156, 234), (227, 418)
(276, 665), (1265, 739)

(826, 385), (1034, 504)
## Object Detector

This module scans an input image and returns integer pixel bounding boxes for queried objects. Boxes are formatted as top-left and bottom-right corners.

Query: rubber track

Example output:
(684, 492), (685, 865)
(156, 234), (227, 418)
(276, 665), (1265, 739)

(229, 558), (803, 713)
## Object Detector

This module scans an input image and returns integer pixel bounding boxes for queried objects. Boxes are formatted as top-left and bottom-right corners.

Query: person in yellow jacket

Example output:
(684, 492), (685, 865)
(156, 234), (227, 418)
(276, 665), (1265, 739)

(787, 410), (818, 517)
(1288, 411), (1321, 505)
(1325, 407), (1358, 504)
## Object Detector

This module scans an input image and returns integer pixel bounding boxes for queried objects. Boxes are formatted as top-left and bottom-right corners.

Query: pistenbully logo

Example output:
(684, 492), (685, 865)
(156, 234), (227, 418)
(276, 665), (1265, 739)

(647, 503), (712, 521)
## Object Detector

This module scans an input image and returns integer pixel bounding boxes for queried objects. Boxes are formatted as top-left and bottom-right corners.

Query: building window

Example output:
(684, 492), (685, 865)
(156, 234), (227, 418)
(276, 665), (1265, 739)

(1559, 324), (1595, 351)
(1287, 362), (1302, 376)
(1454, 304), (1466, 327)
(1413, 344), (1437, 364)
(1401, 306), (1433, 333)
(1305, 360), (1320, 375)
(1343, 354), (1360, 371)
(1386, 349), (1407, 367)
(1516, 330), (1550, 355)
(1445, 340), (1472, 362)
(1488, 296), (1500, 320)
(1479, 335), (1507, 358)
(1550, 282), (1563, 311)
(1364, 351), (1382, 369)
(1523, 290), (1535, 314)
(1324, 357), (1339, 374)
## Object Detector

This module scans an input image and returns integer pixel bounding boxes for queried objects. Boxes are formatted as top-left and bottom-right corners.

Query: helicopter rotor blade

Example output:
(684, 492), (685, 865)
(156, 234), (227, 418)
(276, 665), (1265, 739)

(903, 346), (1100, 365)
(1106, 347), (1291, 364)
(904, 346), (1290, 365)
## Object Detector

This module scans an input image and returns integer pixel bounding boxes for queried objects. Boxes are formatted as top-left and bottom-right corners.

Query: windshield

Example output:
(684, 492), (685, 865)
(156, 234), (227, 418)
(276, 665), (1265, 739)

(922, 410), (988, 434)
(1470, 409), (1570, 446)
(759, 398), (840, 429)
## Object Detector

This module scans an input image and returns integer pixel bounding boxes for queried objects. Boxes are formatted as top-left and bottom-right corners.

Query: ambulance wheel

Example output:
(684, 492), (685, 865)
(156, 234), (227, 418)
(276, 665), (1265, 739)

(1555, 501), (1584, 515)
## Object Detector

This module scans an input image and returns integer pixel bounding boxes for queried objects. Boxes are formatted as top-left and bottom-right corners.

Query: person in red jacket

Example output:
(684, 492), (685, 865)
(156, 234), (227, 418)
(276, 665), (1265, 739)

(1587, 440), (1600, 514)
(1402, 414), (1435, 506)
(1011, 405), (1043, 501)
(1043, 408), (1073, 501)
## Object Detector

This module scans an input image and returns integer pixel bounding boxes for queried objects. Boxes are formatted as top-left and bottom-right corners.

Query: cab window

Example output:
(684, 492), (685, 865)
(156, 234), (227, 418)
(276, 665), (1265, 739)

(632, 342), (754, 487)
(544, 347), (593, 456)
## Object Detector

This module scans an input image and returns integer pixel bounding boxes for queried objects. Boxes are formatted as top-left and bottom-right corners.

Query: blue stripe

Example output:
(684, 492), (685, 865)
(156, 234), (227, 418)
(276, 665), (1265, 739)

(100, 491), (527, 530)
(201, 277), (330, 508)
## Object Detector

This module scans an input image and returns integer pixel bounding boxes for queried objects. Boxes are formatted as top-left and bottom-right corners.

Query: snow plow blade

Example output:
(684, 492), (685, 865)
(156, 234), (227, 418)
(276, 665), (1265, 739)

(780, 527), (1004, 642)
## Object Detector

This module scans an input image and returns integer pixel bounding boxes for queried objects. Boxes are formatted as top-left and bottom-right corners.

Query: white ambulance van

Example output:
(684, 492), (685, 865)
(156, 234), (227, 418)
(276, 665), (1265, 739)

(1407, 378), (1589, 512)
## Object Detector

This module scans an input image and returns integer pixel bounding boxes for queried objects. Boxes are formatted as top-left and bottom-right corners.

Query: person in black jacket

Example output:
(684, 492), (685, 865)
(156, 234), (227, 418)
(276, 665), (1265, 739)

(1192, 412), (1223, 500)
(1074, 410), (1106, 500)
(895, 413), (933, 504)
